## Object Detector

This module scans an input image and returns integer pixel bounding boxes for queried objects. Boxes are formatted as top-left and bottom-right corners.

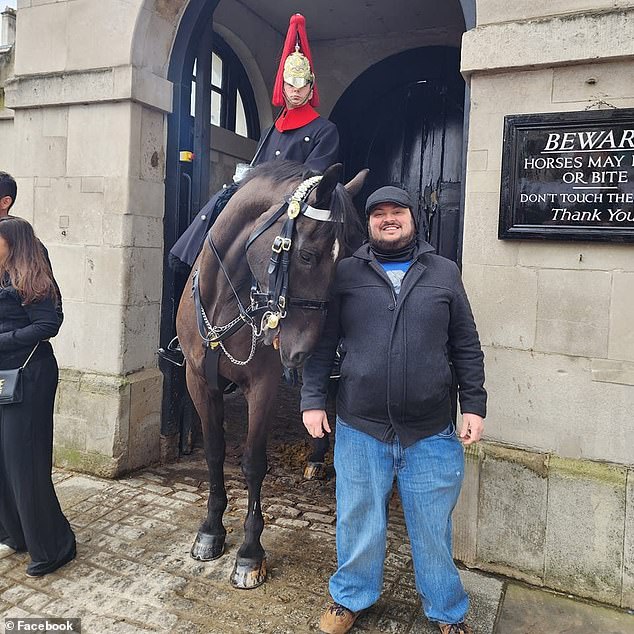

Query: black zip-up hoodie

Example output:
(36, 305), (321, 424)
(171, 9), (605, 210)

(300, 239), (486, 447)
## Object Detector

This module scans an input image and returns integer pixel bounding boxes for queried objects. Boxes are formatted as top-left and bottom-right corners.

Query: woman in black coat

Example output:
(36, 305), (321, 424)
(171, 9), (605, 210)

(0, 216), (76, 576)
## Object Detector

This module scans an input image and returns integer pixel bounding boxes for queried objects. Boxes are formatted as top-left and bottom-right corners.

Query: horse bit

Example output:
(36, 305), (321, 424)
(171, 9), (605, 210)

(192, 175), (340, 365)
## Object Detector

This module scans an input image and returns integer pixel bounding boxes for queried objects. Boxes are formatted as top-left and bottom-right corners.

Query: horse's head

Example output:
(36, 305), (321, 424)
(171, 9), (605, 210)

(246, 164), (368, 368)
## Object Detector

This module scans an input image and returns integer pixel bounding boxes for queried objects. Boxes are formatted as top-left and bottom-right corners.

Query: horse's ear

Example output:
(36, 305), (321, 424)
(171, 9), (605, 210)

(344, 168), (369, 198)
(314, 163), (343, 207)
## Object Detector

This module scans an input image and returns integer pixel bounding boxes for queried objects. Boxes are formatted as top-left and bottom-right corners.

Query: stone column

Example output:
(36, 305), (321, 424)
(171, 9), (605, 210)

(5, 0), (174, 476)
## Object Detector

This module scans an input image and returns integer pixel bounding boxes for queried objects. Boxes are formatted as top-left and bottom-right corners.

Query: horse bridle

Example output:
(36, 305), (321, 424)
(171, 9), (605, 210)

(192, 175), (340, 365)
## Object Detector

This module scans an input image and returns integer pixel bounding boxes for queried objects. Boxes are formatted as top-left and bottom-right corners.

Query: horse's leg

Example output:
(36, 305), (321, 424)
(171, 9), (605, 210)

(187, 366), (227, 561)
(230, 370), (278, 589)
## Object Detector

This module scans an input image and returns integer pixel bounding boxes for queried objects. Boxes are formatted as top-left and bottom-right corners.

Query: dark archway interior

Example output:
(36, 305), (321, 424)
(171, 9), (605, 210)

(331, 47), (465, 263)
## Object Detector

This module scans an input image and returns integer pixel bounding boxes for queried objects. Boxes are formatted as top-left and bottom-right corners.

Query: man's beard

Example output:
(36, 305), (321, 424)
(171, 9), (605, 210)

(369, 228), (416, 252)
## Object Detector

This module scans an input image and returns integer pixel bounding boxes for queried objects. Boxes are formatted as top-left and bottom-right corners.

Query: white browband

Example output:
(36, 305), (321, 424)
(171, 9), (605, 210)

(303, 205), (342, 223)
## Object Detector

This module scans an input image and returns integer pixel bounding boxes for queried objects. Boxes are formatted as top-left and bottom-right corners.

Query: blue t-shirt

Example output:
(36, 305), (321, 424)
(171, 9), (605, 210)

(380, 261), (412, 295)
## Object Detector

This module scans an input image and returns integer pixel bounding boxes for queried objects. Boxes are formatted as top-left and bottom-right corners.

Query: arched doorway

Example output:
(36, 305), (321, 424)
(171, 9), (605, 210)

(331, 47), (465, 264)
(157, 0), (474, 456)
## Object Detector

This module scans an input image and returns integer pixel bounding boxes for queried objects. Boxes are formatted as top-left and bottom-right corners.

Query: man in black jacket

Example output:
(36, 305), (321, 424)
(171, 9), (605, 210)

(301, 186), (486, 634)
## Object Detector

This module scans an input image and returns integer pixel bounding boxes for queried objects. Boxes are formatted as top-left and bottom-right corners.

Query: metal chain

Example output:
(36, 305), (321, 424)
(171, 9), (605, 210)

(218, 324), (258, 365)
(200, 305), (243, 341)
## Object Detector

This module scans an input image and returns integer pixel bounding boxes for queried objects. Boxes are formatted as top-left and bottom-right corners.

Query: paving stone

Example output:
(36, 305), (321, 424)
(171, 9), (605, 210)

(20, 592), (55, 612)
(385, 552), (412, 570)
(70, 500), (96, 513)
(276, 518), (310, 529)
(171, 490), (201, 502)
(3, 606), (32, 618)
(296, 503), (332, 514)
(302, 512), (335, 525)
(1, 583), (34, 604)
(90, 519), (111, 532)
(374, 614), (412, 633)
(143, 483), (174, 495)
(310, 523), (336, 536)
(266, 504), (302, 518)
(497, 583), (634, 633)
(54, 476), (111, 509)
(172, 482), (200, 492)
(85, 533), (147, 559)
(459, 569), (504, 634)
(102, 509), (129, 522)
(104, 524), (145, 541)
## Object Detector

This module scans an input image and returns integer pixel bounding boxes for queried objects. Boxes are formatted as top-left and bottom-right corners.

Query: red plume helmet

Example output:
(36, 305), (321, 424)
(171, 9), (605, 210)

(272, 13), (319, 108)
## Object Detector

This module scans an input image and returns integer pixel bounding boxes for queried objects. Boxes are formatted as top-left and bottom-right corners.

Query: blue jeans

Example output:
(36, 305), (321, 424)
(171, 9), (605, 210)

(330, 417), (468, 624)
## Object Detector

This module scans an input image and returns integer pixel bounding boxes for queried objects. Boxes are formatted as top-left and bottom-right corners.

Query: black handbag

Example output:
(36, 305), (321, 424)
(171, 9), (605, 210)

(0, 344), (39, 405)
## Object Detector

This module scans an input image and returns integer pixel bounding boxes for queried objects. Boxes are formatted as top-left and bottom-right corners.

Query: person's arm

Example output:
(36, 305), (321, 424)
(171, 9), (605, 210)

(303, 123), (340, 173)
(0, 295), (60, 352)
(300, 288), (342, 437)
(447, 263), (487, 444)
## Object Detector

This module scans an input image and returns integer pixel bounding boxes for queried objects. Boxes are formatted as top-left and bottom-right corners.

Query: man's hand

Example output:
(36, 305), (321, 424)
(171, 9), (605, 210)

(459, 413), (484, 445)
(303, 409), (331, 438)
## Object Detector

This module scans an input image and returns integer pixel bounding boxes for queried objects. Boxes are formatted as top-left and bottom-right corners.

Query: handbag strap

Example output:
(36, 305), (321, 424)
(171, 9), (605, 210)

(20, 343), (40, 370)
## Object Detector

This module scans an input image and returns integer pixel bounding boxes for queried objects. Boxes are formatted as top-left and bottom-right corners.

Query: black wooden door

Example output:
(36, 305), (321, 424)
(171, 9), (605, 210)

(161, 10), (215, 455)
(332, 47), (465, 264)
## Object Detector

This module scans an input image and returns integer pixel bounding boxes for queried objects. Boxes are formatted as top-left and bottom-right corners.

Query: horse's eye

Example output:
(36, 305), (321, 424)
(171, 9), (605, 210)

(299, 250), (313, 264)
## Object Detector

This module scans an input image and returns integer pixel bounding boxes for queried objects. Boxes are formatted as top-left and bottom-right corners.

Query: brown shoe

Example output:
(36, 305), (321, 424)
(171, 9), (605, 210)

(319, 602), (360, 634)
(438, 623), (473, 634)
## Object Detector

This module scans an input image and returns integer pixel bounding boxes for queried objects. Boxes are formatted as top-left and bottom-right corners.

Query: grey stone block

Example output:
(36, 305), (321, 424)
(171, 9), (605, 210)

(545, 456), (627, 605)
(476, 444), (548, 585)
(453, 443), (482, 566)
(623, 469), (634, 609)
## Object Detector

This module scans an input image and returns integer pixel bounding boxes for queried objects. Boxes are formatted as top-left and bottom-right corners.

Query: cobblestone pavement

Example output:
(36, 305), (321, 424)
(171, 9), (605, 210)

(1, 391), (633, 633)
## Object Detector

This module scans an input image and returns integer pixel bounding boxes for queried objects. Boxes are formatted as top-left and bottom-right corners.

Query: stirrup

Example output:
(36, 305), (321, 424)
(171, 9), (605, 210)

(158, 336), (185, 367)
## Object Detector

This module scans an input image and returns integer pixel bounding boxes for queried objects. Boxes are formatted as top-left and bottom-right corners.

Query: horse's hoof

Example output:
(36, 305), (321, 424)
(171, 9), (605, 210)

(190, 531), (225, 561)
(230, 557), (267, 589)
(304, 461), (327, 480)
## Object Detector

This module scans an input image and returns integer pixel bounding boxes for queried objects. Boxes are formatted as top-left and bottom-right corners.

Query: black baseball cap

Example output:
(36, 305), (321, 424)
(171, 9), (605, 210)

(365, 186), (413, 215)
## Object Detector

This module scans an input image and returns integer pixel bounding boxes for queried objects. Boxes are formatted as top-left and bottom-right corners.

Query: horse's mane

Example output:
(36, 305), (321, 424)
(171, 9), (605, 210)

(240, 160), (363, 253)
(239, 160), (319, 187)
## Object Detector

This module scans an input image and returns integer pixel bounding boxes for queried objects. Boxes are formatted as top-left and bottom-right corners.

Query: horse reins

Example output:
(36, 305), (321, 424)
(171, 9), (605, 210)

(192, 175), (338, 365)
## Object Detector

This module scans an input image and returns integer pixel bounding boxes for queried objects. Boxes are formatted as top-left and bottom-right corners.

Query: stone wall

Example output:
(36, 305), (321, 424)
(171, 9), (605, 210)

(456, 0), (634, 608)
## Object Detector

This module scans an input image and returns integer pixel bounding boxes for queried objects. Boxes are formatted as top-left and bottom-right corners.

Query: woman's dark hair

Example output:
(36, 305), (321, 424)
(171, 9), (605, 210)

(0, 172), (17, 211)
(0, 216), (57, 304)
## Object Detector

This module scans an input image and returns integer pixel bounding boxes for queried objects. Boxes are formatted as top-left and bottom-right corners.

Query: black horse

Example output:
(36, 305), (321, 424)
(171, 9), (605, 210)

(176, 161), (367, 588)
